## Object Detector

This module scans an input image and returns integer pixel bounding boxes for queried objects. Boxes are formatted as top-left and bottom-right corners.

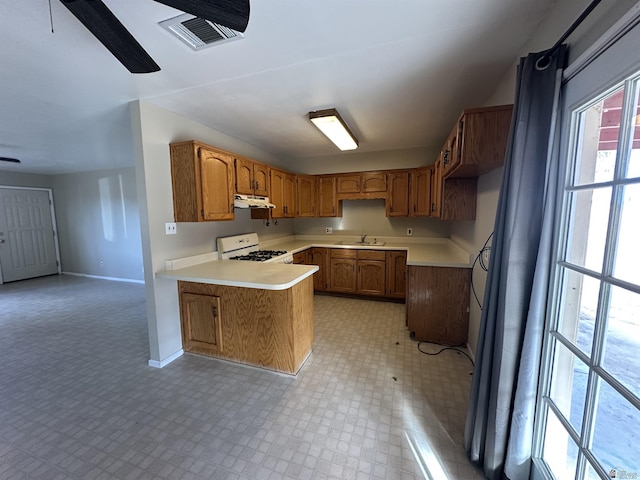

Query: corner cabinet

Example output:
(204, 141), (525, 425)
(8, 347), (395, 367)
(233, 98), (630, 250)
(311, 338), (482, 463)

(430, 105), (512, 221)
(308, 247), (329, 291)
(170, 141), (235, 222)
(441, 105), (512, 178)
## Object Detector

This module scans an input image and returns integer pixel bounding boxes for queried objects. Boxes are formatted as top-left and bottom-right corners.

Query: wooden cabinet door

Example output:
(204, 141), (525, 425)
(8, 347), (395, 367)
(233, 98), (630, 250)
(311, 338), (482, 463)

(357, 260), (385, 296)
(234, 158), (269, 196)
(406, 266), (470, 345)
(297, 175), (317, 217)
(330, 258), (356, 293)
(441, 122), (462, 177)
(253, 163), (269, 197)
(199, 147), (235, 221)
(336, 174), (361, 193)
(293, 250), (307, 264)
(386, 171), (410, 217)
(385, 251), (407, 299)
(269, 169), (285, 218)
(180, 292), (223, 355)
(430, 160), (443, 218)
(410, 167), (432, 217)
(318, 176), (338, 217)
(234, 157), (254, 195)
(284, 173), (296, 218)
(362, 172), (386, 193)
(308, 248), (328, 291)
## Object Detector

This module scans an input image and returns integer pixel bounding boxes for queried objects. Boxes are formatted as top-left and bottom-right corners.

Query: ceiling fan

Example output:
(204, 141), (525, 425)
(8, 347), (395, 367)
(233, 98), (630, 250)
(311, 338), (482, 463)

(59, 0), (250, 73)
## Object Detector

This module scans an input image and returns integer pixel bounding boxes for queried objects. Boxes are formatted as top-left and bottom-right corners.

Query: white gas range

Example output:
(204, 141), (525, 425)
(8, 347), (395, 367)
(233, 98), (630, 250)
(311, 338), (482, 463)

(217, 233), (293, 264)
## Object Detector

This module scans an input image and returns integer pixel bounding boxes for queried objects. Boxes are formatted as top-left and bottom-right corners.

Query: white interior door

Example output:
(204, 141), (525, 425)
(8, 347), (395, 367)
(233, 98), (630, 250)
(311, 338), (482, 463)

(0, 187), (60, 283)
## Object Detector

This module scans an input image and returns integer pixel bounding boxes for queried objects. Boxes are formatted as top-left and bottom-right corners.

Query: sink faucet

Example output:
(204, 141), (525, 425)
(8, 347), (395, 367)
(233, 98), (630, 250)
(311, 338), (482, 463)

(360, 234), (367, 243)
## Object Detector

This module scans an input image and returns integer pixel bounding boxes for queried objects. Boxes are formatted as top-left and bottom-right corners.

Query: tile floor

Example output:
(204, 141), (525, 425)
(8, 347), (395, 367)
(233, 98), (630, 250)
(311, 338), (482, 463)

(0, 274), (483, 479)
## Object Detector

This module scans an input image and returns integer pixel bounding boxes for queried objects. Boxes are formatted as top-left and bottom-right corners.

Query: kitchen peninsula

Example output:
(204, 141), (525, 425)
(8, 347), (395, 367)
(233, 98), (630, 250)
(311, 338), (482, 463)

(158, 259), (318, 375)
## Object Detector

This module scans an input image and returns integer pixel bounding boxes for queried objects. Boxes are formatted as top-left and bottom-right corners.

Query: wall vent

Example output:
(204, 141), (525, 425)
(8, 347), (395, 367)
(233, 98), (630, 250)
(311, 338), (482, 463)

(159, 13), (243, 51)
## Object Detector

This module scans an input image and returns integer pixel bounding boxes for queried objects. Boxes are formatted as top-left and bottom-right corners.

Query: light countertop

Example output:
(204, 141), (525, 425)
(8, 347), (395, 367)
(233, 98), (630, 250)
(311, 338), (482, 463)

(156, 236), (471, 290)
(156, 260), (318, 290)
(261, 236), (473, 268)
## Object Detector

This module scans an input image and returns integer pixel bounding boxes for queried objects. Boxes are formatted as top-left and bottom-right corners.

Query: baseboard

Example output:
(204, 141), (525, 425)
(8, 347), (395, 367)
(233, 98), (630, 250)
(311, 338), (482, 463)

(62, 271), (144, 284)
(148, 349), (184, 368)
(466, 343), (476, 363)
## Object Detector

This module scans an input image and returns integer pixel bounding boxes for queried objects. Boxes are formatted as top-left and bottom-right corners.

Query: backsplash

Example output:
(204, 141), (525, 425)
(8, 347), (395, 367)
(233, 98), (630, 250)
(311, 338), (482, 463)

(292, 199), (451, 238)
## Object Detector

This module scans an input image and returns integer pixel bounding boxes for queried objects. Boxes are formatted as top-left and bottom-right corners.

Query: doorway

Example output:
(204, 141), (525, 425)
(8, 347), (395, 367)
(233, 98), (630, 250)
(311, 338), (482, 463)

(0, 186), (61, 283)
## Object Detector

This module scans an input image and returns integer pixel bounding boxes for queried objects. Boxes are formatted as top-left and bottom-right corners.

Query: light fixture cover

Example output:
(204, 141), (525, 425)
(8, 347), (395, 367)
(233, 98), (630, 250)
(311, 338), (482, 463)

(309, 109), (358, 151)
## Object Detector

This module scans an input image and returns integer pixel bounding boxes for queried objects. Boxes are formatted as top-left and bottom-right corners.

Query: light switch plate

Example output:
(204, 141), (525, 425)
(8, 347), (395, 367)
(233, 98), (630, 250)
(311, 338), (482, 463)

(407, 228), (413, 236)
(165, 222), (177, 235)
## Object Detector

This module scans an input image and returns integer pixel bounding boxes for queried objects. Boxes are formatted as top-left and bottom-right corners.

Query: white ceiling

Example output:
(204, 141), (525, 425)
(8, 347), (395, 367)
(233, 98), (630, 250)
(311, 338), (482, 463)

(0, 0), (565, 175)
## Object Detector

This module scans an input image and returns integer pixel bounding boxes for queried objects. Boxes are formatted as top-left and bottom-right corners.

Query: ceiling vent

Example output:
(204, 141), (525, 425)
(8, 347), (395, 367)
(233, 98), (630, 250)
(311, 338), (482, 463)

(159, 13), (243, 51)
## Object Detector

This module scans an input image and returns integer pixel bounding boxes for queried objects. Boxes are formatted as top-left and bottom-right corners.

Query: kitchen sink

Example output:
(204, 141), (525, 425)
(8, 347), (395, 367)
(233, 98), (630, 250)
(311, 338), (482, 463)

(334, 240), (386, 246)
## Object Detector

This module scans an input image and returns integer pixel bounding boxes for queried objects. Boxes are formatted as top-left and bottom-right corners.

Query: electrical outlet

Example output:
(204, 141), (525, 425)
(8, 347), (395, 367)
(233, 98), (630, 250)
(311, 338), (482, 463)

(325, 227), (332, 234)
(165, 222), (177, 235)
(407, 228), (413, 236)
(99, 261), (104, 268)
(482, 249), (490, 264)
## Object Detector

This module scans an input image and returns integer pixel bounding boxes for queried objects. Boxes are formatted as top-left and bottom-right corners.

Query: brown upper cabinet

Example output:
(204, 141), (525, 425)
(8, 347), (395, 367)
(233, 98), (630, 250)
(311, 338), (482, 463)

(234, 157), (269, 197)
(296, 175), (317, 217)
(410, 166), (433, 217)
(441, 105), (513, 179)
(170, 141), (235, 222)
(386, 170), (410, 217)
(270, 169), (296, 218)
(336, 174), (361, 194)
(335, 172), (387, 200)
(317, 176), (340, 217)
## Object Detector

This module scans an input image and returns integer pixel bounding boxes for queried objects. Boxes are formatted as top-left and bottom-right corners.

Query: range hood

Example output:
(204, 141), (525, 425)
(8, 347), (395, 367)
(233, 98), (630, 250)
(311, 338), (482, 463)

(234, 194), (276, 209)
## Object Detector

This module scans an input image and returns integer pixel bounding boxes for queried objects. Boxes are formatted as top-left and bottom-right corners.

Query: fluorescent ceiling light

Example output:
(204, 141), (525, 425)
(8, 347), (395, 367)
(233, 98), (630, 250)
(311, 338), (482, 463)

(309, 109), (358, 151)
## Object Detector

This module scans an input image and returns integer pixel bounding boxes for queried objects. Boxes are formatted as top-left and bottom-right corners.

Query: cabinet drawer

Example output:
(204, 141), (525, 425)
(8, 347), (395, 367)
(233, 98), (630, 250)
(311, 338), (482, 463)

(331, 248), (357, 259)
(357, 250), (385, 261)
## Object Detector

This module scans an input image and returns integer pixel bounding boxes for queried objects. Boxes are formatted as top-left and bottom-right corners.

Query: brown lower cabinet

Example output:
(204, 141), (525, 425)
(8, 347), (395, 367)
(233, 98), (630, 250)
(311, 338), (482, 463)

(329, 249), (357, 293)
(386, 251), (407, 299)
(356, 250), (386, 296)
(298, 247), (405, 300)
(178, 279), (314, 374)
(406, 265), (470, 345)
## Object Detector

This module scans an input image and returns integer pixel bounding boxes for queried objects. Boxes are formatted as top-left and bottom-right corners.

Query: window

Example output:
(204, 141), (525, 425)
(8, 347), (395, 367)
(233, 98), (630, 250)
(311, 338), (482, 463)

(534, 53), (640, 480)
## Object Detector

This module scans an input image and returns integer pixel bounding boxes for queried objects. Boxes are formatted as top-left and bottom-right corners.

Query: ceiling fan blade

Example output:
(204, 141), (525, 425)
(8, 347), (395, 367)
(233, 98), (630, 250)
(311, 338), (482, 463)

(153, 0), (250, 32)
(59, 0), (160, 74)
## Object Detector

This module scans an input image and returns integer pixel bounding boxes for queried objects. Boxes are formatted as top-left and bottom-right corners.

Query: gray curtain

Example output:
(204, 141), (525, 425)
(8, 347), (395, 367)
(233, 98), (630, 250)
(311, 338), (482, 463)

(464, 46), (567, 480)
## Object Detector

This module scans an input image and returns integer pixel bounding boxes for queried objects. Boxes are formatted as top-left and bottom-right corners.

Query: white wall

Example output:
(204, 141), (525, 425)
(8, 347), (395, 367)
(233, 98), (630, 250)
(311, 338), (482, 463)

(131, 101), (296, 363)
(0, 170), (52, 189)
(285, 147), (437, 175)
(294, 199), (451, 238)
(51, 167), (144, 281)
(450, 0), (639, 356)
